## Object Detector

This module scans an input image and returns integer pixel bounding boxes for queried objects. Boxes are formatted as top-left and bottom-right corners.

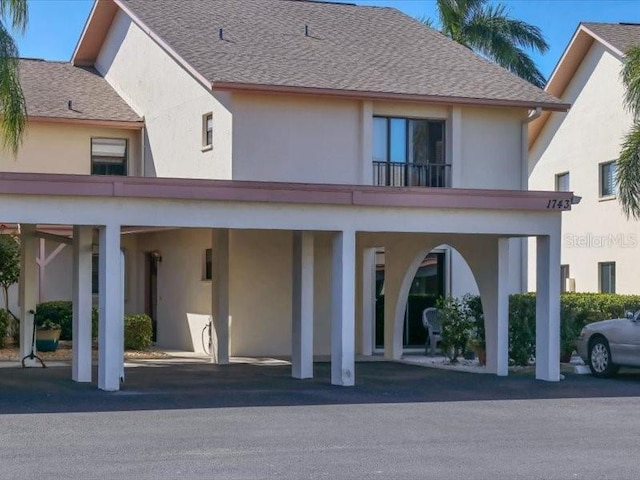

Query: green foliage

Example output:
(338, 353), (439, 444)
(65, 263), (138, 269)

(36, 319), (60, 331)
(0, 308), (11, 348)
(124, 314), (153, 351)
(436, 295), (475, 363)
(0, 233), (19, 308)
(0, 0), (28, 155)
(508, 293), (536, 365)
(35, 301), (98, 341)
(617, 46), (640, 219)
(465, 293), (485, 349)
(430, 0), (549, 87)
(460, 293), (640, 366)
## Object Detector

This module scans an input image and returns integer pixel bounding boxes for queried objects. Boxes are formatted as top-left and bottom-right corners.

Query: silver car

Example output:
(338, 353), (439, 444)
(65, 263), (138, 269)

(576, 310), (640, 377)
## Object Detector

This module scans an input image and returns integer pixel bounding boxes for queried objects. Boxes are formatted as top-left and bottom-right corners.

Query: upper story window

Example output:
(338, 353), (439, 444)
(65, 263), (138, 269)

(203, 113), (213, 149)
(600, 161), (617, 198)
(555, 172), (570, 192)
(372, 116), (447, 187)
(91, 138), (127, 176)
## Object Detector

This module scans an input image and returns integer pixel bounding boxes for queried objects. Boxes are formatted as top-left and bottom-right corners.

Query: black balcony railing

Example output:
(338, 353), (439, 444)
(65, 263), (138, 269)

(373, 161), (451, 188)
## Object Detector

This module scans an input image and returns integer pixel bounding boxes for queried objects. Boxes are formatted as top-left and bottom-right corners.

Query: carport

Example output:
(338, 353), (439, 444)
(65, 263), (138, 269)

(0, 172), (572, 391)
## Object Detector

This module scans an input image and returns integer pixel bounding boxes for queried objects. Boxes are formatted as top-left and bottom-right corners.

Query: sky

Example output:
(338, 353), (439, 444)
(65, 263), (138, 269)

(11, 0), (640, 80)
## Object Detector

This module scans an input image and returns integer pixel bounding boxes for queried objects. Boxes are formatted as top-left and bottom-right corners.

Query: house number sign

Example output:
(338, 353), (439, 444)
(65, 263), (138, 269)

(546, 199), (571, 210)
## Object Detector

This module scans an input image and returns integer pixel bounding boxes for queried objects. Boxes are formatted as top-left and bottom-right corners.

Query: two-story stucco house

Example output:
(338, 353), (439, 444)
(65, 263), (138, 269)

(0, 0), (572, 391)
(529, 23), (640, 294)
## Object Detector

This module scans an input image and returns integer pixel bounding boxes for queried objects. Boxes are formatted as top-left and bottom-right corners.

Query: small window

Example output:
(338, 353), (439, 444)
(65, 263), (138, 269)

(91, 138), (127, 176)
(600, 161), (617, 197)
(560, 264), (570, 293)
(203, 113), (213, 148)
(555, 172), (570, 192)
(92, 253), (99, 295)
(599, 262), (616, 294)
(203, 248), (212, 280)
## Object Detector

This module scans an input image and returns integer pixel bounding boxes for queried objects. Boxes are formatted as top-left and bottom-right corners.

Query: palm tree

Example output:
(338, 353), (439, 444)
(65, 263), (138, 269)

(0, 0), (28, 155)
(616, 46), (640, 219)
(428, 0), (549, 88)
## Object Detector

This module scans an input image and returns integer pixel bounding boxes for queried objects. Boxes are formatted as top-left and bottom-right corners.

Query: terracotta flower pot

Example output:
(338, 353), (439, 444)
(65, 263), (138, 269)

(475, 347), (486, 366)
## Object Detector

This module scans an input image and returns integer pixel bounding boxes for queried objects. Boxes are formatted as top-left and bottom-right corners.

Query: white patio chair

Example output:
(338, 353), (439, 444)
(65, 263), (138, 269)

(422, 307), (442, 356)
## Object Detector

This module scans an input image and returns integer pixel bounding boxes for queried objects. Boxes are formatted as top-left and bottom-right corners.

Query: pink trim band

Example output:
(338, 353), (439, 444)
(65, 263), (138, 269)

(0, 173), (574, 212)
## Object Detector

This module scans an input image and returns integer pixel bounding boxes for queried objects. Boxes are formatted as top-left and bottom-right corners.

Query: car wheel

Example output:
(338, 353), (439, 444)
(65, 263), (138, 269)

(588, 337), (618, 378)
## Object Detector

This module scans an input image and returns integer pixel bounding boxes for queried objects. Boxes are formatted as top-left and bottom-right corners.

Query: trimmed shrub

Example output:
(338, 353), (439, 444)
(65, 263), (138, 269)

(467, 292), (640, 366)
(436, 295), (474, 363)
(124, 314), (153, 351)
(0, 309), (11, 348)
(35, 301), (98, 341)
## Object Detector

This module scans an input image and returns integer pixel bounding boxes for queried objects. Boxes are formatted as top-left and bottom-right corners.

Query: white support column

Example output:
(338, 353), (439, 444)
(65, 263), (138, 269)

(72, 226), (93, 383)
(485, 238), (510, 376)
(98, 224), (123, 391)
(212, 228), (230, 365)
(536, 234), (561, 382)
(331, 230), (356, 386)
(19, 225), (39, 364)
(291, 231), (314, 379)
(360, 248), (376, 356)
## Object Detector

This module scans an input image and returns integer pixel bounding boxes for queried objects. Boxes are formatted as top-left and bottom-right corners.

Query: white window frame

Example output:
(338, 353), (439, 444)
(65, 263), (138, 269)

(599, 161), (617, 198)
(202, 113), (213, 150)
(555, 172), (570, 192)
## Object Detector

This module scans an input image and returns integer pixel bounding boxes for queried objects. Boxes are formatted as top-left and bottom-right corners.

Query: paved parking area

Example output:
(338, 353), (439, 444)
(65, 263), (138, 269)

(1, 362), (640, 479)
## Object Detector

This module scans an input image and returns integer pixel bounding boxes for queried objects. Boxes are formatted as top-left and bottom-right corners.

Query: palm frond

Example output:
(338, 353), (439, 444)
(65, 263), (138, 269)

(0, 0), (27, 32)
(469, 3), (548, 52)
(0, 22), (26, 155)
(621, 46), (640, 118)
(462, 21), (545, 86)
(616, 124), (640, 220)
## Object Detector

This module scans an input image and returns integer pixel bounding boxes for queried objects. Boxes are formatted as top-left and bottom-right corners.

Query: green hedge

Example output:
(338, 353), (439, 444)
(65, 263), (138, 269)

(0, 309), (11, 348)
(472, 293), (640, 366)
(35, 301), (98, 341)
(124, 314), (153, 351)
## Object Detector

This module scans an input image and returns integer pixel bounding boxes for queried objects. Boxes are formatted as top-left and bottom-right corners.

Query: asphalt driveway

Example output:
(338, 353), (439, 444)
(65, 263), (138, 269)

(1, 362), (639, 479)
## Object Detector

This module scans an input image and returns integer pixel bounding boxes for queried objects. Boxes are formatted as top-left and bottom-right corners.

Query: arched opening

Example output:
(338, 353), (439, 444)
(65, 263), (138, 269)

(375, 244), (479, 351)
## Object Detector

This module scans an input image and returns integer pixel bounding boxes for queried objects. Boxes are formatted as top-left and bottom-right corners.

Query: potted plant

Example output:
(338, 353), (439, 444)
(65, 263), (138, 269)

(465, 294), (486, 365)
(35, 319), (62, 352)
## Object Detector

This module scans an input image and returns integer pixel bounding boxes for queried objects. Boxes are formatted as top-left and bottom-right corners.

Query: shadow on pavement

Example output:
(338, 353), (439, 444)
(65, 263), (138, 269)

(1, 361), (639, 415)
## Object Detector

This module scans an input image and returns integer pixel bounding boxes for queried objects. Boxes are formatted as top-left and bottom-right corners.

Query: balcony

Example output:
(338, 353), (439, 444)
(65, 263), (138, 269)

(373, 161), (451, 188)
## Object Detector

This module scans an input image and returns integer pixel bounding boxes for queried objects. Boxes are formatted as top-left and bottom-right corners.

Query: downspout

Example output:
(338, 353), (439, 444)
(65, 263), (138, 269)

(140, 125), (146, 177)
(519, 107), (542, 293)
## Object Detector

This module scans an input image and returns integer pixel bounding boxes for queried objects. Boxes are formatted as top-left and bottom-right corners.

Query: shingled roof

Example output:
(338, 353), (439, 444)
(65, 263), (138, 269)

(109, 0), (565, 110)
(19, 59), (141, 123)
(582, 22), (640, 55)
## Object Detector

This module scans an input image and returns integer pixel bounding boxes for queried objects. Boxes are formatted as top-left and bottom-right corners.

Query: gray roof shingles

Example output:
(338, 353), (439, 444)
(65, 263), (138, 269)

(122, 0), (564, 107)
(19, 59), (141, 122)
(582, 22), (640, 55)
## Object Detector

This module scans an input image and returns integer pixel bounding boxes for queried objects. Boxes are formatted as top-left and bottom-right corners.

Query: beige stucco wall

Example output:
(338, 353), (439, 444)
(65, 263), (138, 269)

(95, 10), (233, 179)
(459, 107), (525, 190)
(0, 122), (141, 175)
(231, 93), (362, 184)
(529, 42), (639, 293)
(133, 228), (333, 356)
